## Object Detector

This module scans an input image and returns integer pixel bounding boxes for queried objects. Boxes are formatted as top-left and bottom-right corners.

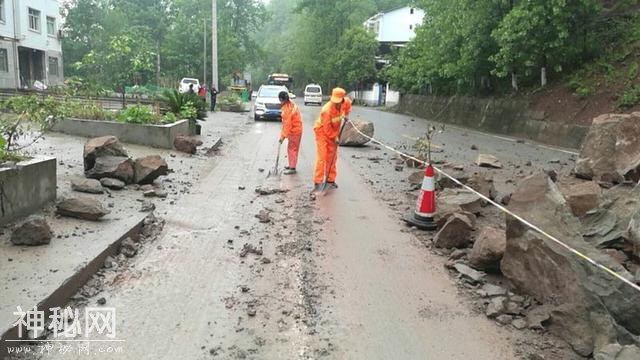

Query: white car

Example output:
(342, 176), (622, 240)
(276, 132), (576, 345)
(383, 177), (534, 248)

(178, 78), (200, 93)
(254, 85), (288, 121)
(304, 84), (322, 105)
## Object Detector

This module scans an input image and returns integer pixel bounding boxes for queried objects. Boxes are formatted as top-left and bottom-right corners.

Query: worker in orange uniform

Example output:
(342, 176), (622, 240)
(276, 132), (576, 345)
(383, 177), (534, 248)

(313, 87), (352, 191)
(279, 91), (303, 175)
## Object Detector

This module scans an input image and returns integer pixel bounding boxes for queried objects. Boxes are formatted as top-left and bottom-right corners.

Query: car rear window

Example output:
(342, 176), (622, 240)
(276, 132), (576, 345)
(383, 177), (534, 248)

(306, 86), (321, 93)
(182, 79), (198, 84)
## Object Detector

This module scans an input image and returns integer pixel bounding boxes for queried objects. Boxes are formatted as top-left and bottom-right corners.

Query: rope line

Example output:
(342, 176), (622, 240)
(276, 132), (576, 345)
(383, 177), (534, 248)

(344, 118), (640, 293)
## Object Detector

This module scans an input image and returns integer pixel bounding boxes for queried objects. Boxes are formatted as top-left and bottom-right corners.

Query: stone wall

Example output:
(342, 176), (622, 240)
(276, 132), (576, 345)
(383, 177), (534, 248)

(397, 95), (589, 149)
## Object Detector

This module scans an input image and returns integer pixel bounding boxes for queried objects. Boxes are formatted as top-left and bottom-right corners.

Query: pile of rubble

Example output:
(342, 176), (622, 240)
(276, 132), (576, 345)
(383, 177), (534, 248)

(425, 114), (640, 359)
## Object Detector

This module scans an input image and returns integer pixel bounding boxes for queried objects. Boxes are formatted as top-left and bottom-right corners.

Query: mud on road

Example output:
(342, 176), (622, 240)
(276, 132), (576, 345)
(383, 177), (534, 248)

(8, 107), (582, 360)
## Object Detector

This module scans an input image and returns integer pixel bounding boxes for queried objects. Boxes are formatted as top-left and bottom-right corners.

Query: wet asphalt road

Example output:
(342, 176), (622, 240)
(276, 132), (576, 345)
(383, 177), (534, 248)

(20, 103), (579, 360)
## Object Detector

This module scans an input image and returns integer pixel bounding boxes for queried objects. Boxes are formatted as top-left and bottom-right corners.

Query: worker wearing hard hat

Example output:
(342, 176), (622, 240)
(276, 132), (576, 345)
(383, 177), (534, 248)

(278, 91), (303, 175)
(312, 87), (352, 191)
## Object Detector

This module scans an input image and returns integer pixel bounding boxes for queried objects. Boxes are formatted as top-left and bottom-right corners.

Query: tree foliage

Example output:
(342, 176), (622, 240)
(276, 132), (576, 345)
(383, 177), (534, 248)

(385, 0), (604, 95)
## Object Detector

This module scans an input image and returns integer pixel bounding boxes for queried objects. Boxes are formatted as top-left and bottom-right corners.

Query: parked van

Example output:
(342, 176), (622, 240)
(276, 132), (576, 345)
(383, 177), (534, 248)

(303, 84), (322, 106)
(179, 78), (200, 93)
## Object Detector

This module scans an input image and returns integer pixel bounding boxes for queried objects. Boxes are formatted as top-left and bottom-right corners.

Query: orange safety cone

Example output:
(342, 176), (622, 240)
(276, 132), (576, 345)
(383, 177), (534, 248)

(404, 164), (438, 230)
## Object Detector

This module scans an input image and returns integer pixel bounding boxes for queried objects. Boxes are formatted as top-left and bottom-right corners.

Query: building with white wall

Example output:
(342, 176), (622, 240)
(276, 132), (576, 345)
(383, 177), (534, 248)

(0, 0), (63, 89)
(364, 6), (424, 45)
(357, 6), (424, 106)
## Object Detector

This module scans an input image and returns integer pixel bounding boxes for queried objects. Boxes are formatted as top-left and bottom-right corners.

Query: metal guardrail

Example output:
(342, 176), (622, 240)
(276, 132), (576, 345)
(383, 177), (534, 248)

(0, 89), (159, 111)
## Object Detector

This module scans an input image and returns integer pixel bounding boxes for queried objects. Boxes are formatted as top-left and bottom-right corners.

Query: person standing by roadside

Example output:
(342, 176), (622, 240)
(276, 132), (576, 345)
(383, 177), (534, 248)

(312, 87), (351, 190)
(198, 84), (206, 97)
(278, 91), (302, 175)
(210, 84), (218, 112)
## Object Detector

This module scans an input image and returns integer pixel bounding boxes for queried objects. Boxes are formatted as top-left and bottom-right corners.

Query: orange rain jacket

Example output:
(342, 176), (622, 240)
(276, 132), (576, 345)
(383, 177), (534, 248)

(280, 101), (303, 139)
(312, 97), (352, 140)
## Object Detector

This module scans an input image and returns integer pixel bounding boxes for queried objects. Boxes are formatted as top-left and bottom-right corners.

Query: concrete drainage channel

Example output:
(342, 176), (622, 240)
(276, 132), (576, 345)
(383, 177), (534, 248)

(0, 213), (149, 358)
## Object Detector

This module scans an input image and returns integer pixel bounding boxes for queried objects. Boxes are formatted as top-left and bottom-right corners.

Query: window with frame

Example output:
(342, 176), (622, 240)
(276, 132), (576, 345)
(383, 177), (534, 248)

(0, 0), (6, 22)
(28, 8), (40, 32)
(0, 49), (8, 72)
(48, 57), (58, 76)
(47, 16), (55, 36)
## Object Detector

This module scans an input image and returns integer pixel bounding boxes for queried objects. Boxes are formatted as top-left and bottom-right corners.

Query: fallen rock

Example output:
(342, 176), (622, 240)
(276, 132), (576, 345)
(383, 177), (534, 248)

(119, 238), (138, 258)
(57, 198), (109, 221)
(85, 156), (135, 184)
(408, 171), (424, 186)
(140, 201), (155, 212)
(255, 210), (271, 223)
(436, 170), (469, 190)
(435, 211), (476, 229)
(476, 154), (502, 169)
(254, 186), (289, 196)
(438, 188), (483, 214)
(575, 113), (640, 183)
(501, 172), (639, 356)
(526, 305), (552, 330)
(512, 318), (527, 330)
(560, 181), (602, 217)
(173, 135), (202, 154)
(338, 119), (374, 146)
(10, 217), (52, 246)
(624, 207), (640, 258)
(433, 213), (473, 249)
(477, 283), (507, 298)
(240, 243), (263, 257)
(83, 136), (128, 171)
(495, 314), (513, 325)
(71, 178), (104, 194)
(468, 226), (506, 271)
(486, 296), (506, 318)
(100, 178), (125, 190)
(467, 173), (497, 201)
(452, 263), (485, 283)
(133, 155), (169, 184)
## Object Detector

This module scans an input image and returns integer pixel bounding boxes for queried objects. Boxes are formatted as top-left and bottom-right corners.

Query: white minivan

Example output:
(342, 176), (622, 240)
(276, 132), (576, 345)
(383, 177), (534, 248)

(178, 78), (200, 93)
(303, 84), (322, 105)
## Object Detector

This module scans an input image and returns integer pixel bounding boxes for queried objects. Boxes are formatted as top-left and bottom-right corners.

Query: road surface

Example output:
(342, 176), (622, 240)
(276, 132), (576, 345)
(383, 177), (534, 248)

(15, 104), (578, 360)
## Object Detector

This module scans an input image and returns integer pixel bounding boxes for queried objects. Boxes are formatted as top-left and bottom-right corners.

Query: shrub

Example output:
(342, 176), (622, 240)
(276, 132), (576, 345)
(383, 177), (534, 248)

(116, 105), (159, 124)
(161, 111), (177, 124)
(61, 100), (114, 120)
(158, 89), (207, 120)
(617, 84), (640, 108)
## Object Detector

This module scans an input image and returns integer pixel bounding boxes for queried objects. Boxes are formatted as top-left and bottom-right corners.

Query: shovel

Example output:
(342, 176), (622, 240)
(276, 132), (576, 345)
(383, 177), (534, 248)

(267, 141), (282, 178)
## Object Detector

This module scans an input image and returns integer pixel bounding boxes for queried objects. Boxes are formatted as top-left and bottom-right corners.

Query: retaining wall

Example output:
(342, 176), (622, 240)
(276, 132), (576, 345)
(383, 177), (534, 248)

(0, 157), (57, 226)
(51, 118), (192, 149)
(397, 95), (589, 149)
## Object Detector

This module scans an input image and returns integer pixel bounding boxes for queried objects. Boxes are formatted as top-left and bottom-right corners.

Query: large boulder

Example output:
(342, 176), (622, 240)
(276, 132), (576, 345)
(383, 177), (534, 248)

(56, 198), (110, 221)
(133, 155), (169, 184)
(11, 217), (52, 246)
(338, 119), (374, 146)
(433, 213), (473, 249)
(574, 113), (640, 183)
(501, 172), (640, 356)
(100, 178), (125, 190)
(560, 181), (602, 218)
(173, 135), (202, 154)
(71, 178), (104, 194)
(438, 188), (483, 214)
(85, 156), (135, 184)
(468, 226), (506, 271)
(83, 136), (128, 172)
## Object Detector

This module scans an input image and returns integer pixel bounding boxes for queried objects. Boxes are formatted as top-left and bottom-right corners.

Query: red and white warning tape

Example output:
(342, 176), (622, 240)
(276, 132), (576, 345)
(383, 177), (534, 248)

(343, 118), (640, 293)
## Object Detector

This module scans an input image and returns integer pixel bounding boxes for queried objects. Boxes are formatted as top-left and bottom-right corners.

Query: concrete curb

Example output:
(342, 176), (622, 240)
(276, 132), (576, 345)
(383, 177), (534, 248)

(0, 214), (147, 358)
(0, 156), (57, 226)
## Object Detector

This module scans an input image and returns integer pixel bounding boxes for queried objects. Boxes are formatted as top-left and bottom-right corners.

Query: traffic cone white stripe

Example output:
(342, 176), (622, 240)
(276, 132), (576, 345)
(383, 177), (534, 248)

(421, 176), (434, 191)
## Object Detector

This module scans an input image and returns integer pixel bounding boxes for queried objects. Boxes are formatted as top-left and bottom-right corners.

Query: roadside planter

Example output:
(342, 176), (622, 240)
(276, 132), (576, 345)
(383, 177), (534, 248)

(0, 157), (56, 226)
(51, 118), (195, 149)
(219, 103), (247, 112)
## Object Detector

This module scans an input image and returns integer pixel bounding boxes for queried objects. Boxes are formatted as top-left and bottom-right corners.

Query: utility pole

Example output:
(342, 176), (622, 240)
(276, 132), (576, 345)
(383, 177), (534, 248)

(211, 0), (218, 89)
(203, 19), (207, 86)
